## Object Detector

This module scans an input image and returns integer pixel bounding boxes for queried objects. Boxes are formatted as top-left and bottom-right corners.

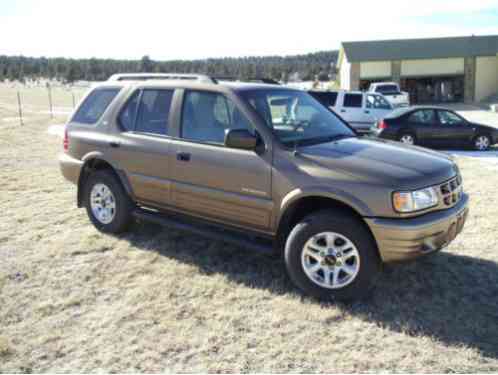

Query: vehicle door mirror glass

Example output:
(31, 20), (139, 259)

(225, 129), (257, 150)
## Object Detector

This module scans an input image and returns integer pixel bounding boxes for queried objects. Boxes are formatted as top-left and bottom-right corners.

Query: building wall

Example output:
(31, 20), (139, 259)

(401, 58), (464, 77)
(360, 61), (391, 79)
(339, 54), (351, 89)
(350, 63), (360, 90)
(475, 56), (498, 102)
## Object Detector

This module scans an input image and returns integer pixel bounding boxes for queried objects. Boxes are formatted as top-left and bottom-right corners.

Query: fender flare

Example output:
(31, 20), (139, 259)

(275, 186), (373, 232)
(77, 153), (134, 207)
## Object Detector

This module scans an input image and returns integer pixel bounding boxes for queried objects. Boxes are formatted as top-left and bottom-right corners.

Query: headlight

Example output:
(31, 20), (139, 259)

(393, 187), (438, 213)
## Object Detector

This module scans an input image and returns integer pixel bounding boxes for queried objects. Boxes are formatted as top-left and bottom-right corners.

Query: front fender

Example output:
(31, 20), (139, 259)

(275, 185), (374, 230)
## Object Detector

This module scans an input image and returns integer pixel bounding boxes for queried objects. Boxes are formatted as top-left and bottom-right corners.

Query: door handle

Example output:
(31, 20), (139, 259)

(177, 152), (191, 162)
(340, 109), (346, 113)
(364, 110), (370, 114)
(109, 142), (120, 148)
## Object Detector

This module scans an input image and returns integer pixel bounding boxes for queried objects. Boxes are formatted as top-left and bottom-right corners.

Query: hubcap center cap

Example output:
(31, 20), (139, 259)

(323, 255), (337, 266)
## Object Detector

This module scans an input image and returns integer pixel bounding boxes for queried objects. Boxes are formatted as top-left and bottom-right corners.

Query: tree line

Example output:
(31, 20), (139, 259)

(0, 51), (338, 84)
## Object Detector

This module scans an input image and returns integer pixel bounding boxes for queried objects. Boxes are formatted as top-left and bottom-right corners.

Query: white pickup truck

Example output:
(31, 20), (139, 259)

(368, 82), (410, 108)
(308, 90), (393, 133)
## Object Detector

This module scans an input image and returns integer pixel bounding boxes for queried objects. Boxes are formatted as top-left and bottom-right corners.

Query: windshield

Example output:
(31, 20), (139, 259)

(239, 89), (355, 146)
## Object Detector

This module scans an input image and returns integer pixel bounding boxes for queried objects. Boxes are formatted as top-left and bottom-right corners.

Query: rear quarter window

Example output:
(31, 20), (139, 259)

(309, 91), (338, 107)
(72, 88), (120, 125)
(343, 94), (362, 108)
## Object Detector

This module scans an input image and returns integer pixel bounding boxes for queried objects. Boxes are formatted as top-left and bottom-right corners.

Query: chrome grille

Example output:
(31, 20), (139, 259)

(439, 176), (463, 208)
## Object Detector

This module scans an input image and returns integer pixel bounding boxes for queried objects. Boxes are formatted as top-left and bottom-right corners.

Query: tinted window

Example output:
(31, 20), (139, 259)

(366, 94), (392, 110)
(118, 90), (140, 131)
(438, 110), (463, 125)
(343, 94), (362, 108)
(72, 88), (120, 124)
(408, 110), (436, 124)
(135, 89), (174, 135)
(375, 85), (399, 94)
(309, 91), (338, 107)
(181, 91), (252, 144)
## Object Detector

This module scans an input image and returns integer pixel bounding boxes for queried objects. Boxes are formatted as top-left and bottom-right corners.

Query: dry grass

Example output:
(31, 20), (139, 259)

(1, 91), (498, 372)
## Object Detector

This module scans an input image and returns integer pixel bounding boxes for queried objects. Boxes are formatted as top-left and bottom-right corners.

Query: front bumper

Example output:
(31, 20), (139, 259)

(59, 153), (83, 185)
(365, 193), (469, 263)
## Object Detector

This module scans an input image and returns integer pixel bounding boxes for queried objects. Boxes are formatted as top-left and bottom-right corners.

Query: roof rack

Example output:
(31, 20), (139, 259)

(214, 76), (281, 85)
(107, 73), (217, 83)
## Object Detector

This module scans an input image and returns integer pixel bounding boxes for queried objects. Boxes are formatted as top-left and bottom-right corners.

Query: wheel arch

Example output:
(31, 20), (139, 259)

(275, 190), (378, 254)
(77, 156), (134, 207)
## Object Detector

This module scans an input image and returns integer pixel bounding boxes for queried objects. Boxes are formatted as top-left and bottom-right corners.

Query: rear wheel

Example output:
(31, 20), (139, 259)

(84, 170), (133, 233)
(398, 132), (416, 145)
(284, 211), (381, 301)
(473, 134), (490, 151)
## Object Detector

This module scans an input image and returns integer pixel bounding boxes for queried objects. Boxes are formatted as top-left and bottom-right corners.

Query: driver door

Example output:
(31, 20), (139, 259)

(170, 90), (273, 231)
(436, 109), (475, 146)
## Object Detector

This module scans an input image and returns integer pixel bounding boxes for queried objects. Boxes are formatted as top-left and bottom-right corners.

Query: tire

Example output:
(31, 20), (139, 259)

(284, 210), (381, 302)
(84, 170), (133, 233)
(473, 134), (491, 151)
(398, 132), (416, 145)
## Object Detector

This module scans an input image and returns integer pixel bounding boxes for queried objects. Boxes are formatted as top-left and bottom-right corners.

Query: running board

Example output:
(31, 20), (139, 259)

(132, 208), (275, 255)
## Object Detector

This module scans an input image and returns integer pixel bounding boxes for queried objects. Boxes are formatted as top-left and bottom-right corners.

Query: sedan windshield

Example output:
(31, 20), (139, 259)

(239, 89), (355, 146)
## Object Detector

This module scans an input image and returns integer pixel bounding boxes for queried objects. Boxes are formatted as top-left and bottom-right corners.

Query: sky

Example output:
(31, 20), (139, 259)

(1, 0), (498, 61)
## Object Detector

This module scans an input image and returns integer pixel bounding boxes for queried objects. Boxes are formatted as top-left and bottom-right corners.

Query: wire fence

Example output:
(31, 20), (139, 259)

(0, 84), (88, 127)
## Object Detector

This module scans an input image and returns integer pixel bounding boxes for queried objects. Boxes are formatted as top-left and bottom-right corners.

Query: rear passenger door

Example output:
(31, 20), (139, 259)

(110, 88), (176, 206)
(405, 109), (438, 145)
(338, 93), (369, 132)
(169, 90), (273, 231)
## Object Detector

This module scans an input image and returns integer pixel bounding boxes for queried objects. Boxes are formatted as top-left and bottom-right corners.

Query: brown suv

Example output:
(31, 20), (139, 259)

(59, 74), (469, 301)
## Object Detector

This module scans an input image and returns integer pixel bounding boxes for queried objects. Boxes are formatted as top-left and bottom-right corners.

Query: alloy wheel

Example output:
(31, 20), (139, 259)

(301, 232), (360, 289)
(90, 183), (116, 224)
(475, 135), (490, 151)
(400, 134), (414, 145)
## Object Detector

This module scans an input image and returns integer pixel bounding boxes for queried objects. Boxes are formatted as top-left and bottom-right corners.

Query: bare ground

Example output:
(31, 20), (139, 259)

(1, 102), (498, 372)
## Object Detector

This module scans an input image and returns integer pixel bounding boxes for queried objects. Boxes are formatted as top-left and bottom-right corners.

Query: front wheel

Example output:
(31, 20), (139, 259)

(473, 134), (491, 151)
(284, 211), (381, 301)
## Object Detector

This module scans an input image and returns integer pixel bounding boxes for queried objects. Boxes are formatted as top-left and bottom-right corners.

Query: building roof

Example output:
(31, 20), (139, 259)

(341, 35), (498, 63)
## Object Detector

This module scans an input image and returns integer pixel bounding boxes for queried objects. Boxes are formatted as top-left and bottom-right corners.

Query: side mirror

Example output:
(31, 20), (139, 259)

(224, 129), (257, 150)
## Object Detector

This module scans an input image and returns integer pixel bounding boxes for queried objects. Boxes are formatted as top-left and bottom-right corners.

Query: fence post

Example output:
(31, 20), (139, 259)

(71, 91), (76, 109)
(48, 84), (53, 118)
(17, 91), (23, 126)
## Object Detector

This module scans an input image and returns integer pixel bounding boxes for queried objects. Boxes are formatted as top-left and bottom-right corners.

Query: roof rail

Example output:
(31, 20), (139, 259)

(214, 76), (280, 85)
(107, 73), (217, 83)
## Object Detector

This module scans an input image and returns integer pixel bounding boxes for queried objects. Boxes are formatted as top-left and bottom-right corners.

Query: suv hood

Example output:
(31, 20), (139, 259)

(297, 137), (457, 190)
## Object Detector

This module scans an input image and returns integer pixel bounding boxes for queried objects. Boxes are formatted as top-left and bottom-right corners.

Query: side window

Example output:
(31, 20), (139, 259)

(366, 94), (391, 110)
(72, 88), (120, 125)
(408, 110), (435, 124)
(135, 89), (174, 135)
(310, 92), (338, 107)
(118, 90), (140, 131)
(343, 93), (362, 108)
(438, 110), (462, 125)
(181, 91), (253, 144)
